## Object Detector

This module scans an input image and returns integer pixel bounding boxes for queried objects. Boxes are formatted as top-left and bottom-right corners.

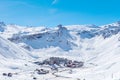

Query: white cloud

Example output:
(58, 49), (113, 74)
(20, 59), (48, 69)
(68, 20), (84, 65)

(52, 0), (58, 5)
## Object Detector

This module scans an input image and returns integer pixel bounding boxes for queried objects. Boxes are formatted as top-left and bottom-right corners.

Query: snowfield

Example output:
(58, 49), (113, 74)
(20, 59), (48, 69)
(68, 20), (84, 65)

(0, 21), (120, 80)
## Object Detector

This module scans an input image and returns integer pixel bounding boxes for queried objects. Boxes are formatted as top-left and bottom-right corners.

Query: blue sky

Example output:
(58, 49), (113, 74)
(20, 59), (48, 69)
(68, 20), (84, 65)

(0, 0), (120, 27)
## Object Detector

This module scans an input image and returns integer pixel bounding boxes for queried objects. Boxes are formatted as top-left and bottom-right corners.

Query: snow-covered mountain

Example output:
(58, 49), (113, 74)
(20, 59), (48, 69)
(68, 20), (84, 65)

(0, 21), (120, 80)
(1, 21), (120, 51)
(7, 25), (75, 51)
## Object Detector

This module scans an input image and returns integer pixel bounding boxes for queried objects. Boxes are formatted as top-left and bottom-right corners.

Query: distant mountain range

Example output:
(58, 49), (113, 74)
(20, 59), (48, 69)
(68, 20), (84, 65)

(1, 21), (120, 51)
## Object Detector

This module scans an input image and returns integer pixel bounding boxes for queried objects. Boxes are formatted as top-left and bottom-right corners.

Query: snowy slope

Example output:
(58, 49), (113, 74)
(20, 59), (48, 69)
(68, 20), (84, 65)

(55, 33), (120, 80)
(0, 36), (32, 60)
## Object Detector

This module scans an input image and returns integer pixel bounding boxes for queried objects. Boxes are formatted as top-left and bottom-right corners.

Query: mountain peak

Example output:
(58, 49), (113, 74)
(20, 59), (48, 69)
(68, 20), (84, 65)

(57, 24), (68, 33)
(0, 21), (6, 26)
(0, 21), (6, 32)
(115, 21), (120, 26)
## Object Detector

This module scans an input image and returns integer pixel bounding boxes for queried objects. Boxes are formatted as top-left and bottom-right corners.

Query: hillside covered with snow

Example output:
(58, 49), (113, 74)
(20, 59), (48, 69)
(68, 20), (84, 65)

(0, 21), (120, 80)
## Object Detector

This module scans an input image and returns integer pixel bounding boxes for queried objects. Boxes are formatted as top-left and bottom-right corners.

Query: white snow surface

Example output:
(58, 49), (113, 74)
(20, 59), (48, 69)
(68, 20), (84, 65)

(0, 21), (120, 80)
